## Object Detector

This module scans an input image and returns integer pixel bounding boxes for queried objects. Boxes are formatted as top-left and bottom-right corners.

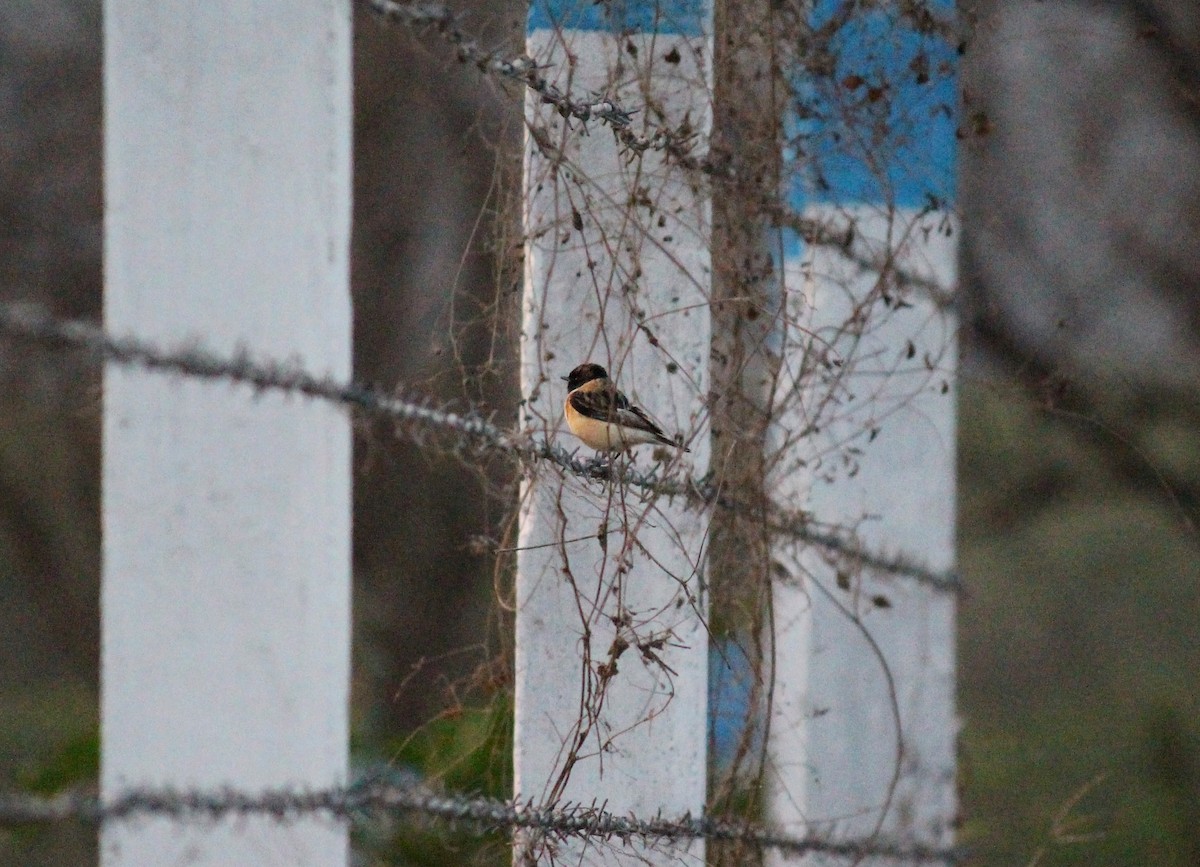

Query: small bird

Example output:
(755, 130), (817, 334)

(563, 362), (689, 453)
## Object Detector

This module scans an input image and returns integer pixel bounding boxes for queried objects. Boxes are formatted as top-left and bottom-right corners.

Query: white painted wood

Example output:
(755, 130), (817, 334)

(101, 3), (352, 865)
(517, 21), (712, 867)
(768, 208), (958, 861)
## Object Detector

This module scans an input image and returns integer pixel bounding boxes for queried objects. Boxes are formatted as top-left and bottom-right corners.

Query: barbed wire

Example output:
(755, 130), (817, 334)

(0, 782), (962, 863)
(361, 0), (705, 168)
(0, 302), (959, 592)
(1, 8), (961, 862)
(361, 0), (956, 304)
(769, 206), (956, 308)
(524, 120), (955, 315)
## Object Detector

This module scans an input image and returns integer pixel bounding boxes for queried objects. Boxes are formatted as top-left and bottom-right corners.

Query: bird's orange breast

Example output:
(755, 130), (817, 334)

(565, 395), (660, 451)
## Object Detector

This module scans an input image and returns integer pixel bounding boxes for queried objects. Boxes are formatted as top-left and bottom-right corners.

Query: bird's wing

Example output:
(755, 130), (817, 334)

(569, 386), (667, 439)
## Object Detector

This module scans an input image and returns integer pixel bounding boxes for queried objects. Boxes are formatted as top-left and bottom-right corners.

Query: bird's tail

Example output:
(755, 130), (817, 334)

(657, 433), (690, 452)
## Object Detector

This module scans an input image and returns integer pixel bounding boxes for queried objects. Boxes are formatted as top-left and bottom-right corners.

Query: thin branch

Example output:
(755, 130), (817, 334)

(967, 296), (1199, 536)
(768, 204), (956, 308)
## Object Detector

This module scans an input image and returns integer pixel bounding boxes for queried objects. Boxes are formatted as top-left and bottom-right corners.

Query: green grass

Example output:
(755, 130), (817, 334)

(957, 382), (1200, 866)
(0, 680), (98, 866)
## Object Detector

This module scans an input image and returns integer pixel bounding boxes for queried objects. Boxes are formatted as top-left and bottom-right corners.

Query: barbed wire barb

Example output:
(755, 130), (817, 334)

(0, 301), (960, 592)
(0, 783), (963, 863)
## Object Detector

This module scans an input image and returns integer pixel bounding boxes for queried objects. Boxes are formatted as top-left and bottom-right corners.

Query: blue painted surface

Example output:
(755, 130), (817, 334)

(790, 0), (957, 229)
(528, 0), (708, 37)
(708, 638), (762, 769)
(528, 0), (954, 219)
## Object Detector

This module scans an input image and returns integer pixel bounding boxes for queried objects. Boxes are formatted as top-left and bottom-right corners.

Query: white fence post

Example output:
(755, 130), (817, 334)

(101, 2), (352, 865)
(769, 1), (959, 860)
(516, 1), (712, 863)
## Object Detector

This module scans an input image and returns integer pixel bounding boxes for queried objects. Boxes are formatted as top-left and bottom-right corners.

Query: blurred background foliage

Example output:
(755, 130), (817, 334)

(2, 0), (1199, 865)
(958, 381), (1200, 865)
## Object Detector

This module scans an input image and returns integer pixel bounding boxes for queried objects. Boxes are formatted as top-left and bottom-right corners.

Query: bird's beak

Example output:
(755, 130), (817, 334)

(560, 375), (569, 381)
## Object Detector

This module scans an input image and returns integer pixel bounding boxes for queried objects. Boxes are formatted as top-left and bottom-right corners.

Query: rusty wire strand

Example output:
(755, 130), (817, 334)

(0, 302), (960, 591)
(0, 782), (962, 863)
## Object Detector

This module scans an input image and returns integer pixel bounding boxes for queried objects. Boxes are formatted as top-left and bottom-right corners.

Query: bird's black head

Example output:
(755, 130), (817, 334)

(563, 362), (609, 392)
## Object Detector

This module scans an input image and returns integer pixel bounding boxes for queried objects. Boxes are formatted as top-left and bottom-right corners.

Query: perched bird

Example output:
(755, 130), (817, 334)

(563, 362), (689, 453)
